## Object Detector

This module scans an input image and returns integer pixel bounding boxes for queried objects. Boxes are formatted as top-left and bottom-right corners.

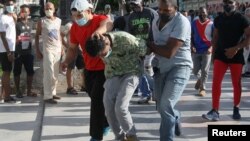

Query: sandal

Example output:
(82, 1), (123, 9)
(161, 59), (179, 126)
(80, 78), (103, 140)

(27, 92), (38, 97)
(80, 86), (86, 92)
(66, 87), (78, 95)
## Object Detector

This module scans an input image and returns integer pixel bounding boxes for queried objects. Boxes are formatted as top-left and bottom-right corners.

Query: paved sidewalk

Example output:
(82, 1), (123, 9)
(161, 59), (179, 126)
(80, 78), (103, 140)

(0, 96), (43, 141)
(0, 71), (250, 141)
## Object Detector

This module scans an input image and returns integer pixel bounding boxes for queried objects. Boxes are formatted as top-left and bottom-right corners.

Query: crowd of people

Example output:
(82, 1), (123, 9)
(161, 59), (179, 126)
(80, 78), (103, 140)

(0, 0), (250, 141)
(188, 1), (250, 21)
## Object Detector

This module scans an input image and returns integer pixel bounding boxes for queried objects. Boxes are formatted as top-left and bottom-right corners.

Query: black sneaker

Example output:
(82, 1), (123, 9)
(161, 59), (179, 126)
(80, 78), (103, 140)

(80, 86), (86, 92)
(242, 72), (250, 77)
(175, 116), (182, 136)
(4, 96), (21, 104)
(16, 90), (23, 98)
(232, 106), (241, 120)
(202, 109), (219, 121)
(52, 95), (61, 100)
(137, 96), (150, 104)
(66, 87), (78, 95)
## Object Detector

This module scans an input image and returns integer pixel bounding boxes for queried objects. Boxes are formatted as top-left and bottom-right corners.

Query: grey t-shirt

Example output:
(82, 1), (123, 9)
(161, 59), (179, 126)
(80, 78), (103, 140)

(152, 12), (193, 73)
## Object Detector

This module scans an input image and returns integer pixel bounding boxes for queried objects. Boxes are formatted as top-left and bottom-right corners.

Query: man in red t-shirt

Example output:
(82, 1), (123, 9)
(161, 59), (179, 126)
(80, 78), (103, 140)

(61, 0), (113, 140)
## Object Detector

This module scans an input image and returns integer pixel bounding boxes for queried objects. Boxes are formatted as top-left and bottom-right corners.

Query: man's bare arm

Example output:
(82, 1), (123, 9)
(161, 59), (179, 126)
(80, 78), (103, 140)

(91, 18), (113, 38)
(0, 32), (11, 53)
(225, 26), (250, 58)
(63, 42), (78, 65)
(35, 20), (42, 59)
(149, 37), (184, 59)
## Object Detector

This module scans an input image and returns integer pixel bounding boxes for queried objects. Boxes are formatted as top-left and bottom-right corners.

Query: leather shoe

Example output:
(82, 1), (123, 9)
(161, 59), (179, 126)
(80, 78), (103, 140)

(53, 95), (61, 100)
(44, 99), (57, 104)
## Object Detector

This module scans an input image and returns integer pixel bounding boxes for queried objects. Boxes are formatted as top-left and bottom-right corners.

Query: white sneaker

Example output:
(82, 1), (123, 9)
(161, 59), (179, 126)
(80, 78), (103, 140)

(4, 96), (21, 104)
(0, 99), (4, 104)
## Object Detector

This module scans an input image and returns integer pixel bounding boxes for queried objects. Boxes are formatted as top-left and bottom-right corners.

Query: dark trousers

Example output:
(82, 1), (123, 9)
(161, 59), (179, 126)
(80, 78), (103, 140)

(84, 69), (109, 140)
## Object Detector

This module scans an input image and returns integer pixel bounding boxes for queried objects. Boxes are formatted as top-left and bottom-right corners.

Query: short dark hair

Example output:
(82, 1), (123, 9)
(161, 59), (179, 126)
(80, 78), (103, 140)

(199, 7), (206, 11)
(20, 4), (29, 9)
(159, 0), (178, 8)
(5, 0), (15, 4)
(85, 36), (105, 57)
(223, 0), (235, 4)
(181, 10), (186, 13)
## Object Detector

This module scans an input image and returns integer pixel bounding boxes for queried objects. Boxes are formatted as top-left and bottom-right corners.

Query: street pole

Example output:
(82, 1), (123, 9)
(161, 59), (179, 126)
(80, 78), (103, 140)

(177, 0), (179, 10)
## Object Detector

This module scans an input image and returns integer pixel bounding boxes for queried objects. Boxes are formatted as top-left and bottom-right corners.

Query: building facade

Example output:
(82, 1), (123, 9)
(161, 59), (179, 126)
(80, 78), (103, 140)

(182, 0), (249, 11)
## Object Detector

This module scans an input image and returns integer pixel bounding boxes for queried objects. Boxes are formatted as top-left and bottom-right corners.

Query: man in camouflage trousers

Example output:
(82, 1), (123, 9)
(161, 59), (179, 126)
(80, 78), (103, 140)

(85, 31), (146, 141)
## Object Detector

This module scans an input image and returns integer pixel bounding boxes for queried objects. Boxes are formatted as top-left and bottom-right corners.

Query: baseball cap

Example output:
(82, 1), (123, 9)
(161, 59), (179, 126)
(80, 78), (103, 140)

(71, 0), (93, 12)
(105, 4), (111, 9)
(129, 0), (142, 5)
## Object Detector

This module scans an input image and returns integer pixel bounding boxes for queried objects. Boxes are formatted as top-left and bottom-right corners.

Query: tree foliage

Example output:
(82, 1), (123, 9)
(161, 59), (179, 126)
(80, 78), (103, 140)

(49, 0), (59, 8)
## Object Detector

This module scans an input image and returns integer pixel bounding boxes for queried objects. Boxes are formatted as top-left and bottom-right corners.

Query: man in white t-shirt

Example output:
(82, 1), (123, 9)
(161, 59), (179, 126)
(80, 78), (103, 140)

(0, 0), (19, 104)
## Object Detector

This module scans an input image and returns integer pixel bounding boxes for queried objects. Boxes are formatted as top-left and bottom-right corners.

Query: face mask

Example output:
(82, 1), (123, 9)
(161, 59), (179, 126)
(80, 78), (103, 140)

(6, 5), (14, 13)
(223, 5), (235, 13)
(132, 7), (140, 13)
(104, 48), (112, 58)
(45, 10), (54, 17)
(76, 17), (88, 26)
(199, 15), (206, 21)
(160, 13), (174, 23)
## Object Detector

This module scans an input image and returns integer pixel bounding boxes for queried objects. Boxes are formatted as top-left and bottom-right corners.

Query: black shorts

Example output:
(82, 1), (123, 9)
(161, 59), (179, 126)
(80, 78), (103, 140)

(67, 53), (84, 70)
(13, 53), (34, 76)
(0, 52), (13, 72)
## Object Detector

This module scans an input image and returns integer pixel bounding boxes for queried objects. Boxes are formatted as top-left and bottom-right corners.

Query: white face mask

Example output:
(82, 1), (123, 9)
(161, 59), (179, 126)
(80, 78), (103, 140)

(6, 5), (14, 13)
(76, 17), (88, 26)
(45, 10), (54, 17)
(104, 48), (112, 58)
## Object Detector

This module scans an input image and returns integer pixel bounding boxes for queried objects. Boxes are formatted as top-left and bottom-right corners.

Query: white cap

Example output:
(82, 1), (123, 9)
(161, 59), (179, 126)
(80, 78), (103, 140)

(129, 0), (142, 5)
(71, 0), (93, 12)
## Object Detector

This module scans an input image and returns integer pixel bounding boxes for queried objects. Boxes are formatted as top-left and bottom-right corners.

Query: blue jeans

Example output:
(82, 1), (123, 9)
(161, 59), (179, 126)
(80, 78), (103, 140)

(154, 66), (191, 141)
(138, 74), (154, 98)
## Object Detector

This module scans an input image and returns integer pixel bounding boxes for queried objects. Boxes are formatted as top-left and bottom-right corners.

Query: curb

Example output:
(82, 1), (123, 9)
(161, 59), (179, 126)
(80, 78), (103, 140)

(31, 99), (45, 141)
